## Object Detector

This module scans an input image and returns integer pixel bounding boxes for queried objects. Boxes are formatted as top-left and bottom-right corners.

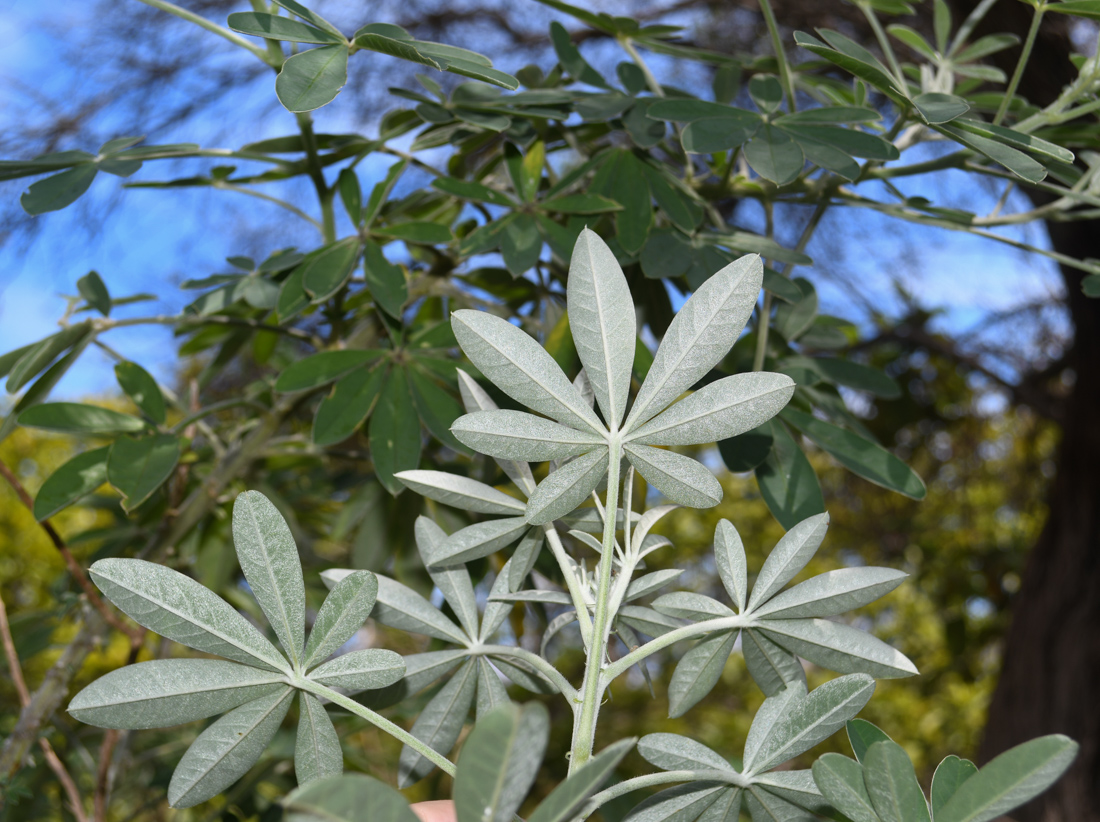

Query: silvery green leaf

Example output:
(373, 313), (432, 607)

(668, 630), (738, 718)
(542, 611), (580, 657)
(454, 702), (548, 822)
(638, 733), (732, 772)
(630, 504), (679, 554)
(639, 533), (674, 558)
(629, 373), (794, 447)
(483, 558), (518, 641)
(697, 789), (743, 822)
(618, 605), (684, 637)
(753, 771), (830, 816)
(742, 629), (806, 697)
(624, 783), (726, 822)
(359, 650), (470, 709)
(626, 569), (685, 602)
(285, 774), (420, 822)
(653, 592), (736, 621)
(68, 659), (284, 729)
(935, 735), (1078, 822)
(168, 686), (294, 808)
(431, 517), (532, 568)
(862, 741), (931, 822)
(743, 685), (802, 773)
(296, 692), (343, 785)
(625, 254), (763, 432)
(232, 490), (306, 666)
(507, 529), (544, 592)
(569, 529), (610, 555)
(760, 618), (918, 679)
(456, 371), (536, 494)
(526, 449), (609, 525)
(417, 517), (479, 636)
(396, 470), (526, 515)
(475, 658), (511, 720)
(452, 410), (605, 461)
(748, 674), (875, 774)
(399, 659), (478, 786)
(714, 520), (748, 613)
(747, 514), (829, 612)
(930, 756), (978, 818)
(372, 574), (468, 644)
(309, 649), (405, 690)
(451, 310), (603, 434)
(744, 785), (815, 822)
(89, 558), (288, 672)
(753, 567), (907, 619)
(573, 367), (595, 409)
(625, 445), (723, 509)
(562, 506), (641, 534)
(303, 570), (377, 670)
(567, 228), (636, 428)
(489, 589), (574, 605)
(812, 753), (879, 822)
(489, 655), (558, 694)
(527, 738), (634, 822)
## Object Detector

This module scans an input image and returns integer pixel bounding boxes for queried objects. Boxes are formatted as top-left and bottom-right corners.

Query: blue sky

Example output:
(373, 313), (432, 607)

(0, 0), (1066, 405)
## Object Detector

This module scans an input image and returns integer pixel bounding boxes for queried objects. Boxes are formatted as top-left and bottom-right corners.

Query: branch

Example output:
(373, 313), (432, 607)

(0, 459), (143, 643)
(0, 593), (88, 821)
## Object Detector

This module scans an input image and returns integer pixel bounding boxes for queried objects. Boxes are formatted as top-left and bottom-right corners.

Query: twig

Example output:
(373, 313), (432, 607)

(94, 731), (119, 822)
(0, 459), (142, 644)
(0, 595), (93, 821)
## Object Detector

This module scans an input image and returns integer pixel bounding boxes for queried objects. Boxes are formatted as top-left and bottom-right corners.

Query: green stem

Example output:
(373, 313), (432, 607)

(475, 646), (579, 702)
(133, 0), (275, 65)
(569, 439), (622, 774)
(543, 524), (595, 647)
(758, 0), (797, 112)
(215, 183), (323, 231)
(578, 769), (749, 820)
(752, 202), (776, 372)
(620, 38), (664, 97)
(602, 615), (749, 683)
(995, 5), (1045, 125)
(295, 113), (336, 243)
(948, 0), (1000, 57)
(859, 3), (906, 92)
(298, 678), (456, 777)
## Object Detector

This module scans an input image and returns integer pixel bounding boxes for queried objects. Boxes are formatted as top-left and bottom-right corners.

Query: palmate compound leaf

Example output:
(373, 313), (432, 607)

(456, 370), (536, 494)
(417, 517), (480, 637)
(296, 692), (344, 785)
(396, 469), (527, 516)
(68, 659), (286, 729)
(451, 410), (605, 461)
(935, 735), (1078, 822)
(759, 618), (918, 680)
(714, 519), (748, 612)
(623, 253), (763, 432)
(399, 658), (479, 787)
(751, 567), (908, 619)
(284, 774), (422, 822)
(747, 514), (830, 611)
(454, 703), (549, 822)
(742, 629), (807, 697)
(567, 228), (636, 429)
(430, 516), (534, 568)
(526, 449), (609, 524)
(89, 558), (289, 672)
(169, 686), (296, 807)
(233, 490), (306, 667)
(623, 783), (729, 822)
(667, 631), (739, 718)
(322, 568), (468, 644)
(638, 734), (733, 772)
(624, 444), (723, 509)
(308, 649), (406, 690)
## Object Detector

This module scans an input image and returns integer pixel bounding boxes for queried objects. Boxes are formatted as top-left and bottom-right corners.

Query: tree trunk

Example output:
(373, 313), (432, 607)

(949, 3), (1100, 817)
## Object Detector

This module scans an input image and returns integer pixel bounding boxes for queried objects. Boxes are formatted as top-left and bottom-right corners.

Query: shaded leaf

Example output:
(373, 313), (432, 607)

(369, 368), (423, 495)
(276, 45), (349, 113)
(313, 366), (388, 446)
(33, 446), (109, 521)
(399, 659), (478, 786)
(667, 631), (737, 718)
(107, 434), (180, 512)
(625, 444), (723, 509)
(754, 421), (825, 530)
(296, 693), (343, 785)
(19, 402), (144, 434)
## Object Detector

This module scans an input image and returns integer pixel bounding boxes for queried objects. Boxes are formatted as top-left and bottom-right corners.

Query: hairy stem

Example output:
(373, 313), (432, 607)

(602, 615), (749, 684)
(995, 5), (1044, 125)
(474, 645), (579, 701)
(298, 678), (457, 777)
(579, 769), (749, 820)
(543, 524), (595, 646)
(569, 440), (622, 773)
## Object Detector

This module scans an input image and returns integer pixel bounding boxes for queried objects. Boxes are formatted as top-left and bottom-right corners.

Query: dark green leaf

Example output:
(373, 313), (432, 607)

(363, 241), (407, 318)
(502, 213), (542, 276)
(950, 120), (1074, 163)
(681, 116), (761, 153)
(755, 421), (825, 529)
(408, 366), (469, 453)
(782, 408), (926, 499)
(812, 754), (878, 822)
(781, 124), (899, 160)
(441, 58), (519, 90)
(937, 123), (1046, 183)
(640, 163), (699, 232)
(369, 368), (422, 494)
(793, 31), (906, 104)
(115, 362), (166, 423)
(301, 238), (360, 301)
(19, 402), (145, 434)
(610, 151), (653, 253)
(374, 222), (452, 244)
(33, 446), (110, 521)
(312, 364), (387, 447)
(744, 125), (804, 185)
(271, 0), (344, 37)
(6, 322), (93, 393)
(749, 75), (784, 113)
(276, 350), (383, 392)
(802, 357), (901, 398)
(540, 194), (622, 214)
(848, 719), (894, 763)
(338, 168), (362, 225)
(363, 159), (408, 228)
(77, 271), (111, 316)
(278, 268), (310, 321)
(862, 741), (931, 822)
(107, 434), (181, 512)
(433, 177), (515, 207)
(718, 425), (774, 473)
(549, 21), (611, 88)
(913, 93), (969, 124)
(227, 12), (345, 44)
(276, 45), (349, 113)
(21, 164), (98, 215)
